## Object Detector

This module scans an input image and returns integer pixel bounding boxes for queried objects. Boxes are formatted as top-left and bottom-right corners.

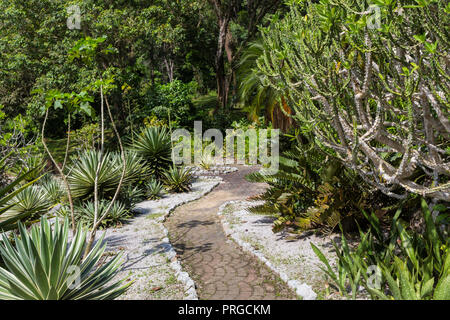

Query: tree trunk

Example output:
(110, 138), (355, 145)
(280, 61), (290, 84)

(214, 17), (229, 112)
(164, 58), (175, 82)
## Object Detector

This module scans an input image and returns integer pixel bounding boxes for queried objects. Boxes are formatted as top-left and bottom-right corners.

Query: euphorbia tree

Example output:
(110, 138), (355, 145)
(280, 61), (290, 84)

(257, 0), (449, 200)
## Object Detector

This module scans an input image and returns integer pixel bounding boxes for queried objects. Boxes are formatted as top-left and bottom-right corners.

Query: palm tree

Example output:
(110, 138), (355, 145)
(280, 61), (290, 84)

(237, 39), (294, 132)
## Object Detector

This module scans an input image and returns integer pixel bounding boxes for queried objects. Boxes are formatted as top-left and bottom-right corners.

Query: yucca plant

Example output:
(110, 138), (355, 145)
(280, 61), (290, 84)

(162, 166), (193, 193)
(237, 38), (293, 132)
(145, 180), (164, 200)
(68, 150), (146, 200)
(55, 204), (71, 219)
(76, 200), (131, 229)
(118, 184), (146, 208)
(68, 150), (120, 199)
(0, 217), (131, 299)
(246, 143), (371, 234)
(40, 175), (66, 206)
(131, 126), (172, 177)
(0, 154), (45, 232)
(4, 186), (51, 223)
(199, 153), (214, 171)
(111, 151), (147, 187)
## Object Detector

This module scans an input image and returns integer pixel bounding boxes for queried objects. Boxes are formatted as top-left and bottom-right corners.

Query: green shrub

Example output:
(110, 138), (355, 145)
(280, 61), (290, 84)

(131, 126), (172, 177)
(311, 199), (449, 300)
(75, 200), (131, 229)
(162, 166), (194, 193)
(0, 217), (131, 300)
(118, 184), (146, 208)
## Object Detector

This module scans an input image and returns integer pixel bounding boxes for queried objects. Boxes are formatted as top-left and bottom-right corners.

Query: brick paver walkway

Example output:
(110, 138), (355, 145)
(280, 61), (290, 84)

(165, 166), (296, 300)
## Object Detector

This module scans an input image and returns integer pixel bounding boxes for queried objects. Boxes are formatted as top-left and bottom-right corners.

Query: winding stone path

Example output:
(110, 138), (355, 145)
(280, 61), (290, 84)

(165, 166), (297, 300)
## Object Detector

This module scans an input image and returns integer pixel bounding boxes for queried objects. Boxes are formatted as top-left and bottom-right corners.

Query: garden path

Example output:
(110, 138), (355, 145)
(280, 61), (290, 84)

(165, 166), (297, 300)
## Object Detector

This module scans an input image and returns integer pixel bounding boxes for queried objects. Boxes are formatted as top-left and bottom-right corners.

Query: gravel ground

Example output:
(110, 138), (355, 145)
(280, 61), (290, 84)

(217, 200), (348, 300)
(93, 177), (222, 300)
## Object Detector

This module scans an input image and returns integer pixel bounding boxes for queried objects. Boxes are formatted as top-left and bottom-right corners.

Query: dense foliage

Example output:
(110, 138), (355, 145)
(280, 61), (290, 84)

(246, 143), (376, 233)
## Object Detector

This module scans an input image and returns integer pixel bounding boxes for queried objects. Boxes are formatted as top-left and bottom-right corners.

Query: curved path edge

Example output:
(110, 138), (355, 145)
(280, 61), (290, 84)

(165, 166), (297, 300)
(217, 200), (317, 300)
(132, 177), (223, 300)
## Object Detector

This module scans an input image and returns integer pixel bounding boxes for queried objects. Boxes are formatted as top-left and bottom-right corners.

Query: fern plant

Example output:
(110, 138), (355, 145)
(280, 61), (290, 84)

(246, 144), (370, 233)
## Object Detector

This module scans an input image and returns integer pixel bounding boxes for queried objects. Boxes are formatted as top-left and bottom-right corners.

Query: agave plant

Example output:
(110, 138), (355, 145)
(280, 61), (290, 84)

(131, 126), (172, 176)
(0, 217), (131, 299)
(55, 204), (70, 218)
(76, 200), (131, 229)
(145, 180), (164, 200)
(311, 199), (450, 300)
(162, 166), (194, 193)
(68, 150), (120, 199)
(118, 151), (147, 186)
(237, 39), (293, 132)
(199, 153), (214, 171)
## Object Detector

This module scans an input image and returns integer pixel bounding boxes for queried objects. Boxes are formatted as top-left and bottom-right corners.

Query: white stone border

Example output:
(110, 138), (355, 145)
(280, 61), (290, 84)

(188, 165), (238, 178)
(217, 200), (317, 300)
(132, 177), (222, 300)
